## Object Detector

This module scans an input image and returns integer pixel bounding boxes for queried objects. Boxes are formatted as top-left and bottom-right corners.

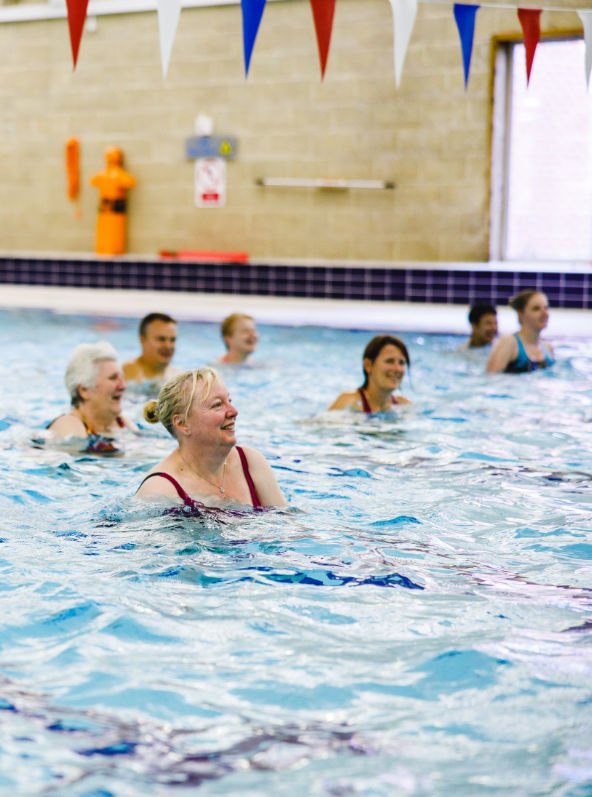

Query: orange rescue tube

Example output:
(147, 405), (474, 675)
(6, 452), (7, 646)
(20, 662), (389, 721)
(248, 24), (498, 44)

(65, 137), (80, 201)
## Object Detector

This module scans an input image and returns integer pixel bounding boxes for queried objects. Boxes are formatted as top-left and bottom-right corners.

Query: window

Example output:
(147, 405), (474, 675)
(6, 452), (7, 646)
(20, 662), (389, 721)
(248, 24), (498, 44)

(490, 38), (592, 262)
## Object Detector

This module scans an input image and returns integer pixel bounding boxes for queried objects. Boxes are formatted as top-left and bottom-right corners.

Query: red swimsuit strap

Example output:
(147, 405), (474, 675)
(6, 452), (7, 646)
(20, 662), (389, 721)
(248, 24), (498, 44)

(357, 388), (372, 414)
(235, 446), (262, 508)
(138, 472), (203, 509)
(358, 388), (397, 412)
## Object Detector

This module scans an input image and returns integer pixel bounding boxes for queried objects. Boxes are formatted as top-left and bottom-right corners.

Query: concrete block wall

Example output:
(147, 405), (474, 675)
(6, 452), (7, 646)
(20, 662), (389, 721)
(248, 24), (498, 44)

(0, 0), (582, 261)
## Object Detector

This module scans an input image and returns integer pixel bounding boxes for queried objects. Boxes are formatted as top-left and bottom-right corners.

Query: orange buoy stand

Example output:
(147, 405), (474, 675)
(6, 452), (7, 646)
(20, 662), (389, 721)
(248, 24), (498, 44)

(90, 147), (136, 255)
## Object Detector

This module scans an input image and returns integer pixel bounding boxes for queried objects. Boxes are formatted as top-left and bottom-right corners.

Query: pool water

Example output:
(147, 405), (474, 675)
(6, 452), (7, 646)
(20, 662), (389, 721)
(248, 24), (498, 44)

(0, 308), (591, 795)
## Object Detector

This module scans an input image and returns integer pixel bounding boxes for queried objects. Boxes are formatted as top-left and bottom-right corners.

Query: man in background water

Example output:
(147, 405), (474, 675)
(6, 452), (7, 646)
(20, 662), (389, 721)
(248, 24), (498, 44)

(463, 302), (498, 349)
(123, 313), (179, 383)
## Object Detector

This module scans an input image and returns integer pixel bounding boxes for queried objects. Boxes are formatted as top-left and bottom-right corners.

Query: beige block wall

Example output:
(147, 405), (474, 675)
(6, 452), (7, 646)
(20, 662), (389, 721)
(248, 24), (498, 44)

(0, 0), (583, 261)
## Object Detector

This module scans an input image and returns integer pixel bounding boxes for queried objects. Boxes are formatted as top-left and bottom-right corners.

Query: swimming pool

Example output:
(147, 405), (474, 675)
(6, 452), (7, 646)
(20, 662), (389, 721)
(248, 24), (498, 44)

(1, 308), (591, 795)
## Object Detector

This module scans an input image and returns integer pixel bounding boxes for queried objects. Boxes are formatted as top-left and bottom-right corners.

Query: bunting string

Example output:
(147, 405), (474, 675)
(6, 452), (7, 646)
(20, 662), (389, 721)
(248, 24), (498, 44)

(58, 0), (591, 90)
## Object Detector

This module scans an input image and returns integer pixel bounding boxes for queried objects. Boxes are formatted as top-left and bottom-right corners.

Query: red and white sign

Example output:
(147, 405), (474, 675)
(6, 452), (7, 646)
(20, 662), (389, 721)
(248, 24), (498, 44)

(195, 157), (226, 208)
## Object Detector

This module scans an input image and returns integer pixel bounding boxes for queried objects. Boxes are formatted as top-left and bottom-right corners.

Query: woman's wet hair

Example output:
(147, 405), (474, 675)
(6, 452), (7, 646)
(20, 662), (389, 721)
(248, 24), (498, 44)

(361, 335), (410, 388)
(65, 341), (119, 407)
(143, 367), (218, 438)
(509, 290), (544, 313)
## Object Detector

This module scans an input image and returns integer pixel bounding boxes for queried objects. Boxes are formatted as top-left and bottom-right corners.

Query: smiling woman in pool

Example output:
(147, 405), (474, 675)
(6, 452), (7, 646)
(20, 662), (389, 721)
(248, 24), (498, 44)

(329, 334), (411, 413)
(47, 342), (134, 449)
(215, 313), (259, 365)
(136, 368), (287, 510)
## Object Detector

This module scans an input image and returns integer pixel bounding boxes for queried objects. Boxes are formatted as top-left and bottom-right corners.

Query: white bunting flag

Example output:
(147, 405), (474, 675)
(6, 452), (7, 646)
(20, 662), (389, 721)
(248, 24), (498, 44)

(578, 11), (592, 88)
(389, 0), (417, 87)
(157, 0), (182, 78)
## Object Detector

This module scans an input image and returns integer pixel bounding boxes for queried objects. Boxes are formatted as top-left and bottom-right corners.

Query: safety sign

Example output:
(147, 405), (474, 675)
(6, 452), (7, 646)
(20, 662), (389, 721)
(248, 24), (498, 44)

(195, 157), (226, 208)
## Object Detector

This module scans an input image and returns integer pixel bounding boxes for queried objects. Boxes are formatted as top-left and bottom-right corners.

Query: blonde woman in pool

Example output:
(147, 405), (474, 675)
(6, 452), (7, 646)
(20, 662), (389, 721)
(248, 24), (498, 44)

(215, 313), (259, 365)
(136, 368), (286, 510)
(329, 335), (411, 413)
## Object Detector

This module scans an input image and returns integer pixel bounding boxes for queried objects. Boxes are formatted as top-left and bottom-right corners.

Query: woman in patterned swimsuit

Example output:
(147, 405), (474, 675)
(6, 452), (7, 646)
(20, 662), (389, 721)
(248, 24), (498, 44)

(136, 367), (286, 511)
(47, 341), (134, 453)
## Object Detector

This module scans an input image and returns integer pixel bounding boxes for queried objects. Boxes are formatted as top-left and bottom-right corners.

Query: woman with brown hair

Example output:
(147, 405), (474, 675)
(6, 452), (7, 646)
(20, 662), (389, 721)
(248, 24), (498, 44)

(328, 335), (411, 413)
(486, 290), (555, 374)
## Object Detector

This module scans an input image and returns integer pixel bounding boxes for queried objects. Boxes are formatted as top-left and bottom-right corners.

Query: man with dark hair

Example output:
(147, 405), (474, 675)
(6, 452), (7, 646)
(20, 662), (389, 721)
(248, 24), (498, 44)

(123, 313), (179, 383)
(465, 302), (498, 348)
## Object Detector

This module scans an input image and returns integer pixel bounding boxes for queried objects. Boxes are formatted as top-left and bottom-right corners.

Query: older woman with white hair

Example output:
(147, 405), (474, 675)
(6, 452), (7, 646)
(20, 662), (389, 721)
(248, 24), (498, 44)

(136, 367), (286, 510)
(47, 341), (132, 444)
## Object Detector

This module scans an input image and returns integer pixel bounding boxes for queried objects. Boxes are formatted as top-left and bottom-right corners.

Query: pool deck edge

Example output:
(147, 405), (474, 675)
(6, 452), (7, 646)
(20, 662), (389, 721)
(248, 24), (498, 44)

(0, 284), (590, 337)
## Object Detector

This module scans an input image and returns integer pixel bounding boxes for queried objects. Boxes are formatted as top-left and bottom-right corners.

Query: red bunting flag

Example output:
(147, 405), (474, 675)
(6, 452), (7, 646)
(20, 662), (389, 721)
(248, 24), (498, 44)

(65, 0), (90, 69)
(517, 8), (542, 85)
(310, 0), (337, 79)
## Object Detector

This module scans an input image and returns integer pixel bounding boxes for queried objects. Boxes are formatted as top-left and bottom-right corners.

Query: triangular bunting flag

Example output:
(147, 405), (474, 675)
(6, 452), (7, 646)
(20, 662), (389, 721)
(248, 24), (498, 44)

(241, 0), (267, 76)
(389, 0), (417, 88)
(453, 3), (479, 89)
(65, 0), (90, 69)
(157, 0), (182, 78)
(310, 0), (337, 79)
(517, 8), (542, 85)
(578, 11), (592, 88)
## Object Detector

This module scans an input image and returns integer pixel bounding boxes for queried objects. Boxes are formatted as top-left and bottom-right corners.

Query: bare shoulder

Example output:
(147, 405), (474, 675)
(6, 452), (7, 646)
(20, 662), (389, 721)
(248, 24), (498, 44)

(47, 413), (87, 439)
(135, 469), (181, 501)
(328, 391), (359, 411)
(486, 334), (517, 373)
(236, 445), (287, 508)
(235, 445), (268, 470)
(122, 359), (142, 382)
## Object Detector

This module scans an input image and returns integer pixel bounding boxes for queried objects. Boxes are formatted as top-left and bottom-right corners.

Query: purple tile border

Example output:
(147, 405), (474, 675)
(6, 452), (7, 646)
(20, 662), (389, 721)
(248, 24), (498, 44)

(0, 256), (590, 309)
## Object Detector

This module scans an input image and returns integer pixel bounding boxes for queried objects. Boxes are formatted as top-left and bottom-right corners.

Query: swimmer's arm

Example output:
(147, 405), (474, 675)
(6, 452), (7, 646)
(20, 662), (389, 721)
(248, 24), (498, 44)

(241, 446), (288, 508)
(486, 335), (517, 373)
(395, 395), (412, 405)
(328, 392), (358, 411)
(47, 414), (87, 439)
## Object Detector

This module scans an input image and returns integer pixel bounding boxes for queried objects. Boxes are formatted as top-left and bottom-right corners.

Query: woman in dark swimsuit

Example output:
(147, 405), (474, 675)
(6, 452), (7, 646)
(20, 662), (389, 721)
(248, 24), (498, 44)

(487, 290), (555, 374)
(328, 334), (411, 414)
(135, 367), (286, 510)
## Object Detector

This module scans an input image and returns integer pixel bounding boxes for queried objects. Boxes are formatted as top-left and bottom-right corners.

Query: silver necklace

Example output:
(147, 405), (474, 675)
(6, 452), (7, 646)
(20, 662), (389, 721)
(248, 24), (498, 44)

(179, 453), (226, 494)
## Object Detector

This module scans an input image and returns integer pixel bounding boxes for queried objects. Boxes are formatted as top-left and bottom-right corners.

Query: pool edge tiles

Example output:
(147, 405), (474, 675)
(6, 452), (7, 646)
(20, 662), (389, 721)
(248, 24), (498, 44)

(0, 254), (591, 309)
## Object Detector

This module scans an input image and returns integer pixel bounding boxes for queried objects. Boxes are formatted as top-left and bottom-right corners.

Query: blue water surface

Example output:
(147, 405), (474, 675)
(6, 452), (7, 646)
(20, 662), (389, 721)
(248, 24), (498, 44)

(0, 308), (590, 795)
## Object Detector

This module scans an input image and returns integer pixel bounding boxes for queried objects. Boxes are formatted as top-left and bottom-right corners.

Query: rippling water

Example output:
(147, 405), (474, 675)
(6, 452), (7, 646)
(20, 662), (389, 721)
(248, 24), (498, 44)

(0, 308), (591, 795)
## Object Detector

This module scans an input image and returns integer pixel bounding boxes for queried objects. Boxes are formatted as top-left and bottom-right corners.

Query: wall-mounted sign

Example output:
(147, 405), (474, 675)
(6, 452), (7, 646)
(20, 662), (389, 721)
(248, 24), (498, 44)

(195, 157), (226, 208)
(186, 135), (237, 160)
